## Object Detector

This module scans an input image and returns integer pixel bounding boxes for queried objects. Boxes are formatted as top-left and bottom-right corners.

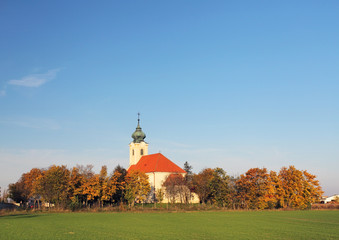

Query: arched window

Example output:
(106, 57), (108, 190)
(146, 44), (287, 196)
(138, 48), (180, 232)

(132, 149), (134, 156)
(141, 149), (144, 155)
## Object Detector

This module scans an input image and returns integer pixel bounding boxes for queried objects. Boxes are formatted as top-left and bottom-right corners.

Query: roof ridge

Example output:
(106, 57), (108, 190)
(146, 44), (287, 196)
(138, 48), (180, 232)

(147, 152), (161, 157)
(128, 153), (185, 173)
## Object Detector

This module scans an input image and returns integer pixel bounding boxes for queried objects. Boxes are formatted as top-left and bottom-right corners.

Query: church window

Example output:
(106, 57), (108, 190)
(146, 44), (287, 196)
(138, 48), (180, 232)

(141, 149), (144, 155)
(132, 149), (134, 156)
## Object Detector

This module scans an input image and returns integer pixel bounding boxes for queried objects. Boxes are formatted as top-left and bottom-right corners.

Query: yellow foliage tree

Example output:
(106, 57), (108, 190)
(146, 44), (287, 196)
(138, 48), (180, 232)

(34, 165), (70, 209)
(278, 166), (323, 209)
(124, 170), (151, 207)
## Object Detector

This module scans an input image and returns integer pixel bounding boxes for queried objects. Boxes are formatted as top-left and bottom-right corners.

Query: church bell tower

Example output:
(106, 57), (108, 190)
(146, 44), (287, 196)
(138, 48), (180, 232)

(129, 113), (148, 167)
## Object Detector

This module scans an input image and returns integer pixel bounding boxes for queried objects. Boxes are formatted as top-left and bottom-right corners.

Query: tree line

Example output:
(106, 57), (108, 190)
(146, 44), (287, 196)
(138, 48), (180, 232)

(8, 165), (150, 209)
(186, 165), (323, 209)
(8, 163), (322, 210)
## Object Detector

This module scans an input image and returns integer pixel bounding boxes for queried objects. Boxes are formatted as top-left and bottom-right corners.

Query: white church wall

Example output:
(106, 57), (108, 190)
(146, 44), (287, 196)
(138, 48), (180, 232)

(146, 172), (200, 204)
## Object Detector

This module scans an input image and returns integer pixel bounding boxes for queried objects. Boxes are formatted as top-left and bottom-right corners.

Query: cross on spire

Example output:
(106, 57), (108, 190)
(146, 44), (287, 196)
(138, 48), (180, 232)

(138, 112), (140, 124)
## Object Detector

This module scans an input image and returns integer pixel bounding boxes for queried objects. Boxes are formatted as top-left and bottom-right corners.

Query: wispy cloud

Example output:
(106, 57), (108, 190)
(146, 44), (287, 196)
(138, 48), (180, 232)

(0, 85), (7, 97)
(8, 69), (59, 87)
(0, 89), (6, 96)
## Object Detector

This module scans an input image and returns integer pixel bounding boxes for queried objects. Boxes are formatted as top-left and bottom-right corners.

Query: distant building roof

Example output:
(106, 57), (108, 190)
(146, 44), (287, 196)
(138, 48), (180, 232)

(321, 194), (339, 204)
(128, 153), (186, 173)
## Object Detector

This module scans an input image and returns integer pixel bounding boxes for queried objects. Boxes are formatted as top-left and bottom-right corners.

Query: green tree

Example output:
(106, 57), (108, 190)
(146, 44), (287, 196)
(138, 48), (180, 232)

(183, 161), (193, 175)
(209, 168), (231, 207)
(183, 161), (194, 203)
(8, 181), (27, 204)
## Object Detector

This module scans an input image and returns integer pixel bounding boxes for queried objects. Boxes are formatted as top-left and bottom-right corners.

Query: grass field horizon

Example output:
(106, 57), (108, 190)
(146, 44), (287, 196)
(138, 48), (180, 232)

(1, 210), (339, 239)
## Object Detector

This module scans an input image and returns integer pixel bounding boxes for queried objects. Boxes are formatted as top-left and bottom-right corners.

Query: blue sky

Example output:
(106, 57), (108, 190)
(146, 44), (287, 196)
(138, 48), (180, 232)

(0, 1), (338, 196)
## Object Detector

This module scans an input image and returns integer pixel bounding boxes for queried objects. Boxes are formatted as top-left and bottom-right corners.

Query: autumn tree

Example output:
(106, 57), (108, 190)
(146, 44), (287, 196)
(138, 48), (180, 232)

(97, 166), (108, 207)
(236, 168), (279, 209)
(192, 168), (233, 206)
(228, 175), (240, 209)
(278, 166), (323, 209)
(82, 173), (100, 206)
(99, 166), (118, 206)
(8, 168), (42, 207)
(68, 166), (87, 208)
(80, 165), (119, 207)
(267, 170), (283, 209)
(302, 170), (323, 206)
(192, 168), (214, 204)
(111, 165), (127, 204)
(35, 165), (70, 209)
(124, 170), (151, 207)
(22, 168), (43, 207)
(163, 174), (188, 203)
(74, 164), (94, 206)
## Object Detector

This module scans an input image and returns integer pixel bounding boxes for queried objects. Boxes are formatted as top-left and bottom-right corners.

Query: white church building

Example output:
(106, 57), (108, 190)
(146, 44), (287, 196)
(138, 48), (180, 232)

(127, 116), (198, 203)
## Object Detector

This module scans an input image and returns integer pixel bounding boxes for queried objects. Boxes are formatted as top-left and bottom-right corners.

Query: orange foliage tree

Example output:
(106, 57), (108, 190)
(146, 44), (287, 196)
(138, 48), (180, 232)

(278, 165), (323, 209)
(236, 168), (279, 209)
(8, 168), (43, 206)
(192, 168), (214, 204)
(22, 168), (43, 198)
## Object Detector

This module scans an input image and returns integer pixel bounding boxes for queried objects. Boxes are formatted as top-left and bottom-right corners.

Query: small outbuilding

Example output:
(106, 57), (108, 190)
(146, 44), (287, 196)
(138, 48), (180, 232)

(321, 194), (339, 204)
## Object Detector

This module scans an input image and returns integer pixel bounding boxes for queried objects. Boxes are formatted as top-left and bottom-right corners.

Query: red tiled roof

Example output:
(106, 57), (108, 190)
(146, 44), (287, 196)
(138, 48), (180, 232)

(128, 153), (186, 173)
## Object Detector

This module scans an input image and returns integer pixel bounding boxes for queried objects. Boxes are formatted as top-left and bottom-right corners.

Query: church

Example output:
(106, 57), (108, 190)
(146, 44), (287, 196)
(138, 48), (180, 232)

(127, 116), (197, 203)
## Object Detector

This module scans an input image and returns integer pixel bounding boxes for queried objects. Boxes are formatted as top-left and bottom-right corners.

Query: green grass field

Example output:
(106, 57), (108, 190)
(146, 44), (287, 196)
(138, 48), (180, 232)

(1, 210), (339, 240)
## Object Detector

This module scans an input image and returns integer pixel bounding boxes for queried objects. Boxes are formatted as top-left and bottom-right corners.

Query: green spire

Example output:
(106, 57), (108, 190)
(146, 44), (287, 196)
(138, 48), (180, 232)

(131, 113), (146, 143)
